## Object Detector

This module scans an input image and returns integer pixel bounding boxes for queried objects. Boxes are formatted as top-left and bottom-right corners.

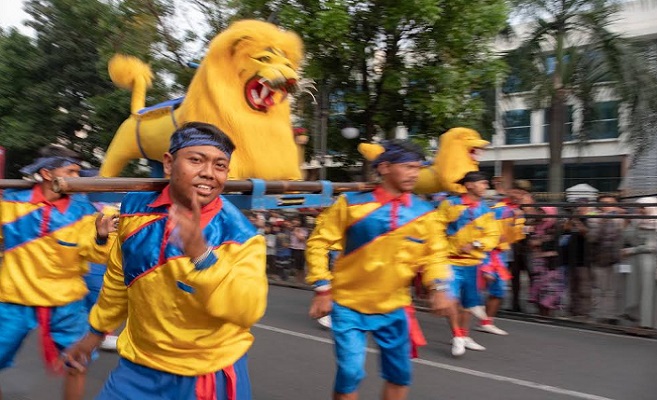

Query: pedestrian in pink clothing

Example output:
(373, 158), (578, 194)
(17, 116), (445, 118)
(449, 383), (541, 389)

(527, 207), (564, 316)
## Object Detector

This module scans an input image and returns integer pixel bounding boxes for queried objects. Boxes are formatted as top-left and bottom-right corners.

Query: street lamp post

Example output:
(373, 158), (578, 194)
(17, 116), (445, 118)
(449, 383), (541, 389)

(320, 108), (329, 180)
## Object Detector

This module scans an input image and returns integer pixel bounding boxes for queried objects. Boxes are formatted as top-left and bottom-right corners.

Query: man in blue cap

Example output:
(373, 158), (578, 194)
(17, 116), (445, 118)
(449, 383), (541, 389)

(0, 145), (117, 400)
(435, 171), (500, 357)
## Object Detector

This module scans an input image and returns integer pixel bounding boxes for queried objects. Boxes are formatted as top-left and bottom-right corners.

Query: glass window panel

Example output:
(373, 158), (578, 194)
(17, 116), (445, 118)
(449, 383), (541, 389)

(513, 162), (621, 193)
(504, 109), (531, 144)
(588, 101), (619, 139)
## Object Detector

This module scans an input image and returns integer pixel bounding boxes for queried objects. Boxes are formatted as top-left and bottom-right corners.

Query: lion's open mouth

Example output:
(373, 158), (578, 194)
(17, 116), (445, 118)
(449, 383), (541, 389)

(245, 76), (298, 112)
(470, 148), (484, 162)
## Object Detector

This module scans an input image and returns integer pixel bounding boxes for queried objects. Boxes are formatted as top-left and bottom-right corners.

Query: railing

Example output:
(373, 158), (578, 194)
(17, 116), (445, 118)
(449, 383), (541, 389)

(421, 202), (657, 335)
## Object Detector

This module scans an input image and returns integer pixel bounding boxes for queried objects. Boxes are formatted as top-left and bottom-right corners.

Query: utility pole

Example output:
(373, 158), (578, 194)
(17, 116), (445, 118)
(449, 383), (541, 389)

(315, 83), (329, 180)
(493, 79), (502, 177)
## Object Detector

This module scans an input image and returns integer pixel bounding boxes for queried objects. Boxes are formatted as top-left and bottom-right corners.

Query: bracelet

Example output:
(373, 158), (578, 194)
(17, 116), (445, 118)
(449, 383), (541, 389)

(432, 283), (450, 292)
(191, 246), (213, 267)
(314, 283), (332, 292)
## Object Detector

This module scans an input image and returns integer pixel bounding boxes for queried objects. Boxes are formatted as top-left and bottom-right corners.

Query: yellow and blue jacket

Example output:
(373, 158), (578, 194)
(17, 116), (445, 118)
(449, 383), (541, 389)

(305, 187), (451, 314)
(89, 187), (267, 376)
(435, 195), (500, 266)
(0, 186), (113, 306)
(490, 199), (525, 251)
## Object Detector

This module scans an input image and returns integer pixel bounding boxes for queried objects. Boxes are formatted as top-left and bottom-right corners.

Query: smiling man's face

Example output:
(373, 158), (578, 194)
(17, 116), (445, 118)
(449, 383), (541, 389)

(163, 145), (230, 208)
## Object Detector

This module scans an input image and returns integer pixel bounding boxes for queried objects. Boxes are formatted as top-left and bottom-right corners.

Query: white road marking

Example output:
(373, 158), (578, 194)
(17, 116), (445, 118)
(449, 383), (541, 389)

(493, 316), (655, 342)
(254, 323), (616, 400)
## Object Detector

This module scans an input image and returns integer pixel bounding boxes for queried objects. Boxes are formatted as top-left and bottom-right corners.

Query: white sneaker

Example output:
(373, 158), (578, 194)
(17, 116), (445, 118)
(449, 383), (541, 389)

(451, 337), (466, 357)
(317, 315), (332, 329)
(476, 324), (509, 336)
(100, 335), (118, 351)
(463, 337), (486, 351)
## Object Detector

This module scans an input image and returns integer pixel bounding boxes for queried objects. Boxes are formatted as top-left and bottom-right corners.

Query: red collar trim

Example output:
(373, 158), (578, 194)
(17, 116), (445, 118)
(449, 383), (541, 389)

(502, 197), (518, 209)
(148, 186), (174, 208)
(461, 194), (480, 208)
(149, 185), (223, 228)
(374, 186), (411, 207)
(30, 185), (71, 213)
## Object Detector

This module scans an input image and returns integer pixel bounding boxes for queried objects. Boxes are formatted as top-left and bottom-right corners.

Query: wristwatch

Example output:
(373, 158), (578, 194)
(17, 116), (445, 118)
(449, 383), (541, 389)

(472, 240), (483, 249)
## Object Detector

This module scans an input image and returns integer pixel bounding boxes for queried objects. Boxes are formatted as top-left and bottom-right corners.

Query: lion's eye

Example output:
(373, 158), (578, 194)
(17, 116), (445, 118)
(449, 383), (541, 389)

(258, 56), (271, 63)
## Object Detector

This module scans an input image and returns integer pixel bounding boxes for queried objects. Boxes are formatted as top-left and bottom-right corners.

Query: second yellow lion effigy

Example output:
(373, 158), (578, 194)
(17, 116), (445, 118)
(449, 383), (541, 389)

(358, 127), (490, 194)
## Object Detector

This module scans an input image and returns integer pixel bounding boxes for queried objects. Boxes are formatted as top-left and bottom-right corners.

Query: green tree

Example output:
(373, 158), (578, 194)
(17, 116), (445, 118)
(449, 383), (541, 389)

(215, 0), (508, 168)
(505, 0), (655, 193)
(0, 28), (49, 176)
(0, 0), (177, 177)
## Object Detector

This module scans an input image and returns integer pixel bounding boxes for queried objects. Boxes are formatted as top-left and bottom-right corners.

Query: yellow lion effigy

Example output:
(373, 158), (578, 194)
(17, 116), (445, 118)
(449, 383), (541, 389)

(358, 127), (489, 194)
(100, 19), (304, 179)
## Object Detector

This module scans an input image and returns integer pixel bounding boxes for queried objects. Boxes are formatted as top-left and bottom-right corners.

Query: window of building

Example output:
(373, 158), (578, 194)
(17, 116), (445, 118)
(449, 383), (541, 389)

(513, 162), (621, 193)
(564, 162), (621, 192)
(545, 54), (570, 76)
(543, 106), (574, 142)
(587, 101), (619, 139)
(513, 164), (549, 192)
(502, 74), (523, 94)
(504, 109), (531, 144)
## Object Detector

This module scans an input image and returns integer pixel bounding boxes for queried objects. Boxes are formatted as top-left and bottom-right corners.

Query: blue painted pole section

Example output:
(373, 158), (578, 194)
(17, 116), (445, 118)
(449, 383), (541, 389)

(149, 160), (165, 178)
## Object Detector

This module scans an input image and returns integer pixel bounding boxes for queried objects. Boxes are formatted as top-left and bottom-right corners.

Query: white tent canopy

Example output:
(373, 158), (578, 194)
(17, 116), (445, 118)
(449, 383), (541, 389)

(565, 183), (599, 202)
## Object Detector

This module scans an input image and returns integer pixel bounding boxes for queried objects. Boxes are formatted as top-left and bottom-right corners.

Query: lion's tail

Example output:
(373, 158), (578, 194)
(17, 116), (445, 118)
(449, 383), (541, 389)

(108, 54), (153, 115)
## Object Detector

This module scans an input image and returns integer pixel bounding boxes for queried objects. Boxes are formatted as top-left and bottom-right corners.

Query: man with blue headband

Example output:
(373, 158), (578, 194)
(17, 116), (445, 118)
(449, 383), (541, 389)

(305, 139), (454, 400)
(0, 145), (117, 400)
(64, 122), (267, 400)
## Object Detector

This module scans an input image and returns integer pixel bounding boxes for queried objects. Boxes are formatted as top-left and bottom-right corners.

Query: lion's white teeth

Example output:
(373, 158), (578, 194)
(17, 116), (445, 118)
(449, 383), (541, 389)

(251, 89), (263, 105)
(260, 86), (270, 99)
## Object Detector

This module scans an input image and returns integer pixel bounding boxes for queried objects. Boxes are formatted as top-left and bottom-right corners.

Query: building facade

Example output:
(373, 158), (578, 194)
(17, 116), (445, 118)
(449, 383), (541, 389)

(479, 1), (657, 193)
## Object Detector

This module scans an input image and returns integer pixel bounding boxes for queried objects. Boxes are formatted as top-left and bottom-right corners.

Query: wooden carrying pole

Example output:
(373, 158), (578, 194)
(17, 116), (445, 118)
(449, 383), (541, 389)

(0, 179), (35, 190)
(46, 177), (376, 194)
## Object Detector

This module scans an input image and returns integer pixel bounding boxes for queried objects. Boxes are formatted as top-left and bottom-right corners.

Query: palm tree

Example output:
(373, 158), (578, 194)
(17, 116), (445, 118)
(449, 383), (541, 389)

(505, 0), (655, 193)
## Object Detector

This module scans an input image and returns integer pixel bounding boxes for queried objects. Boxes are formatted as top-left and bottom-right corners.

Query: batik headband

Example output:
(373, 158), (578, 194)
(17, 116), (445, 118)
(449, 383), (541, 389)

(371, 141), (424, 168)
(19, 156), (79, 176)
(169, 127), (233, 159)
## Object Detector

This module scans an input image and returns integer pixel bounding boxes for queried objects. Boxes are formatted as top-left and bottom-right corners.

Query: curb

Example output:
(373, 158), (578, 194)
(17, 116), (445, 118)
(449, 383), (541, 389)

(267, 279), (657, 339)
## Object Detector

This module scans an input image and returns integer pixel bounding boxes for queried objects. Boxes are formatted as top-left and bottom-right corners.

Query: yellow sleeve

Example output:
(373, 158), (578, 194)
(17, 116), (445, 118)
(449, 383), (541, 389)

(421, 214), (452, 287)
(305, 195), (349, 286)
(89, 236), (128, 334)
(186, 235), (268, 328)
(77, 214), (117, 264)
(0, 201), (4, 252)
(480, 212), (501, 252)
(434, 199), (459, 226)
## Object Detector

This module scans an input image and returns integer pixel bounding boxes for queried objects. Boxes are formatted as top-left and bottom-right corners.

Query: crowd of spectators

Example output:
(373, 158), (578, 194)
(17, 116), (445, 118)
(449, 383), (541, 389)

(244, 210), (316, 283)
(504, 187), (657, 328)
